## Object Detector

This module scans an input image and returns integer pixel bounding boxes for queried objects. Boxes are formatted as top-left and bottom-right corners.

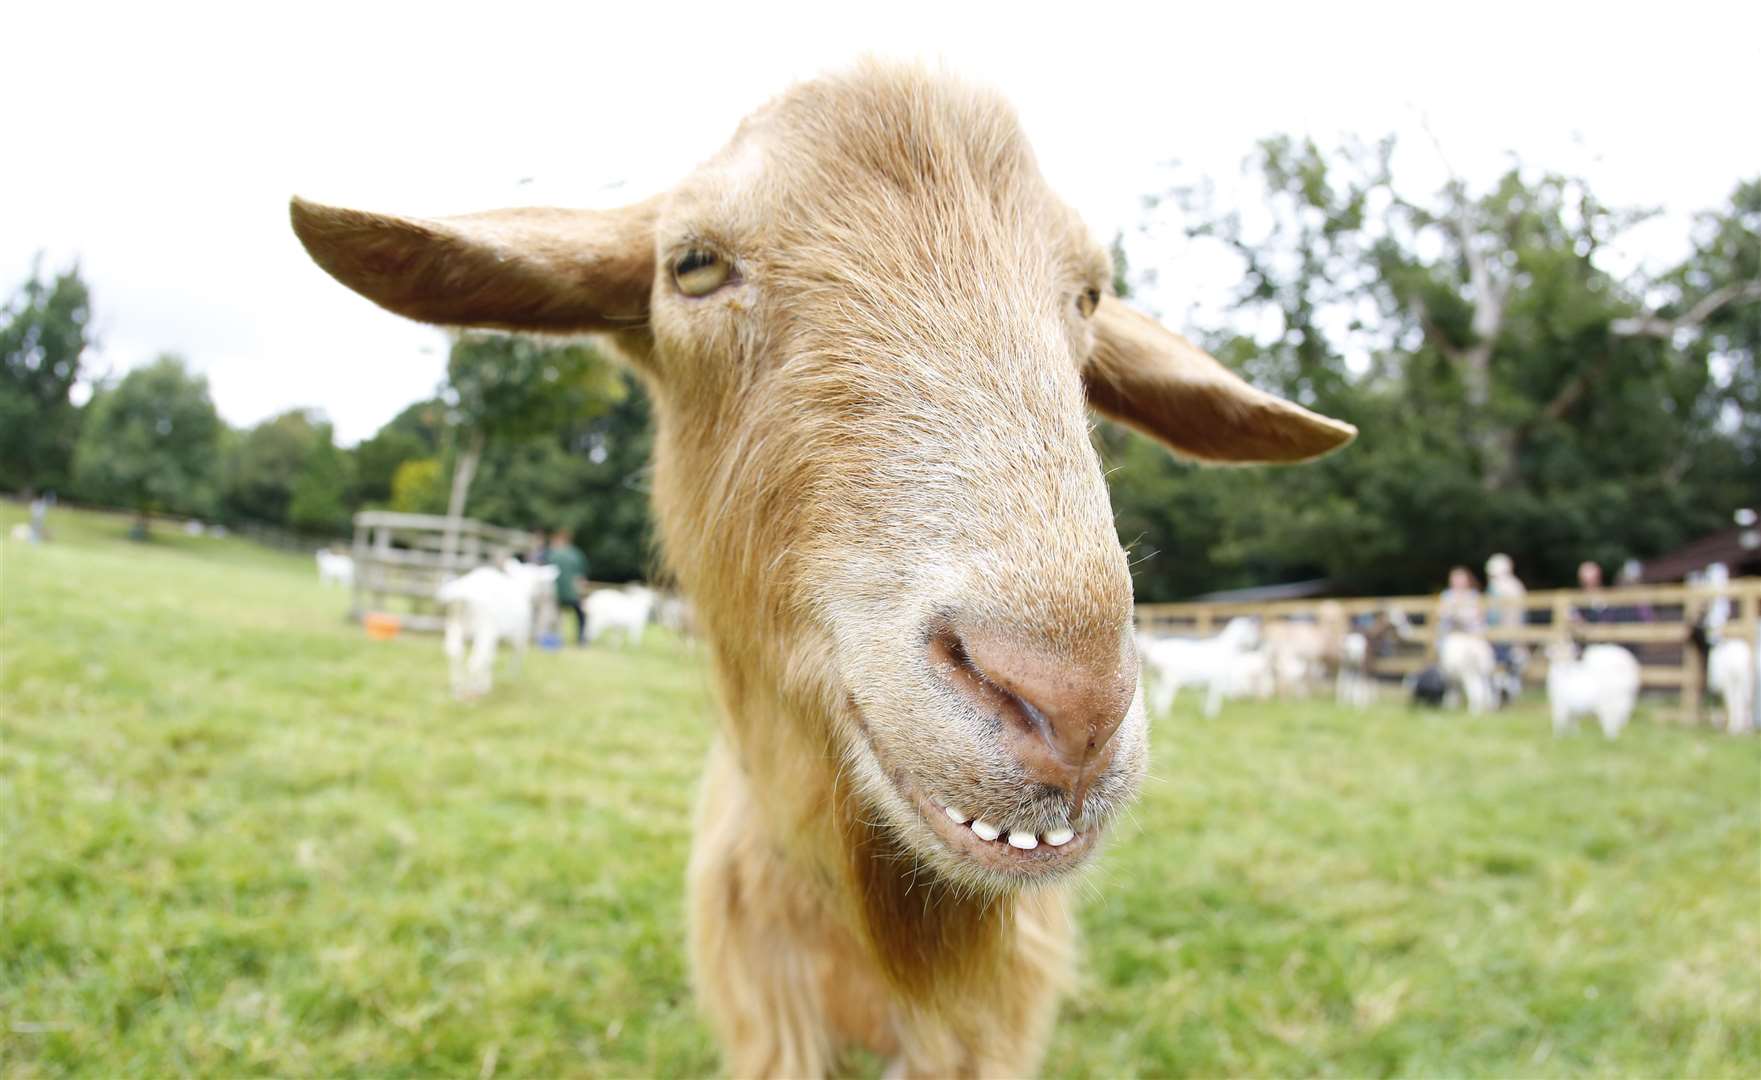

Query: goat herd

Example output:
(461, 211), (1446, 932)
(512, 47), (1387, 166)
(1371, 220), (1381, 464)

(324, 540), (1760, 737)
(1137, 600), (1758, 737)
(314, 549), (684, 700)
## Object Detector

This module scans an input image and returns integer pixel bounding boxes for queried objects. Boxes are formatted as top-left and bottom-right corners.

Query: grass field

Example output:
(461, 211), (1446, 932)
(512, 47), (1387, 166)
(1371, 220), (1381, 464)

(3, 505), (1758, 1078)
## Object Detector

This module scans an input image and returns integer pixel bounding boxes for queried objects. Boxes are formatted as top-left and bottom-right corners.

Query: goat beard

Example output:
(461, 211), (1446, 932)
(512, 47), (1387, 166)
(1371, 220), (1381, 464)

(831, 761), (1015, 1006)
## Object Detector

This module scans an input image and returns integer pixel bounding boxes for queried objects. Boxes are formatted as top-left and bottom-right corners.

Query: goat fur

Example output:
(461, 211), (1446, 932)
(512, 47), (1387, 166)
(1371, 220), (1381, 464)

(290, 62), (1354, 1076)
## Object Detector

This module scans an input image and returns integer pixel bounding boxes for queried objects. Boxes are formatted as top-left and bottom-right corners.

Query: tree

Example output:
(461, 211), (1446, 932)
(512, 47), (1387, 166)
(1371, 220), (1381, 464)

(437, 334), (626, 557)
(222, 409), (326, 525)
(0, 259), (93, 493)
(72, 355), (222, 533)
(287, 425), (356, 535)
(1107, 145), (1761, 599)
(390, 458), (448, 514)
(354, 398), (446, 506)
(1641, 179), (1761, 514)
(465, 372), (657, 581)
(219, 409), (356, 533)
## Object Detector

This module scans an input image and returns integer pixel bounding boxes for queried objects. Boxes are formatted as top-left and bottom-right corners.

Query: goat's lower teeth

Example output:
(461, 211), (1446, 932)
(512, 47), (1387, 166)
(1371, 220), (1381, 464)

(1043, 827), (1075, 847)
(1007, 830), (1039, 850)
(969, 819), (1001, 841)
(944, 806), (970, 825)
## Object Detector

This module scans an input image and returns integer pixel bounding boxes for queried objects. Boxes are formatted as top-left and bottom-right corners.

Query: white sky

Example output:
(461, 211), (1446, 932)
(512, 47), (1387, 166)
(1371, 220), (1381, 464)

(5, 1), (1756, 444)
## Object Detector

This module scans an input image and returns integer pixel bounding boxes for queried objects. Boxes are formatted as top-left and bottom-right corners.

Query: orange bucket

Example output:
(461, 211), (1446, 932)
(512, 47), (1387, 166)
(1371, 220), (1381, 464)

(364, 612), (401, 641)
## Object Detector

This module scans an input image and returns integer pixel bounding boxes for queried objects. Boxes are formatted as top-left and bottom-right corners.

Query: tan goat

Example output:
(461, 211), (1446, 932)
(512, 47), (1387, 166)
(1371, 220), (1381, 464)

(290, 62), (1354, 1078)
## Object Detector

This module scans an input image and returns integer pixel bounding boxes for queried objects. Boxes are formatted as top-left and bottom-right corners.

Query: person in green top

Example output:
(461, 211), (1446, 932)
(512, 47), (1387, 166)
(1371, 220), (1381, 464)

(546, 527), (589, 645)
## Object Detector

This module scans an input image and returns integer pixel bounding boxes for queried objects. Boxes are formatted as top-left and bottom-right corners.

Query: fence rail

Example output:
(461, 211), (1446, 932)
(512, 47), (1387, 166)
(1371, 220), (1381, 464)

(1136, 578), (1761, 723)
(350, 511), (536, 632)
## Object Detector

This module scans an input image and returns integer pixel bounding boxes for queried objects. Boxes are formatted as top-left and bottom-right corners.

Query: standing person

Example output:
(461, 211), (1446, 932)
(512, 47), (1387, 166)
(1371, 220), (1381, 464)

(1437, 566), (1484, 636)
(1701, 562), (1733, 637)
(1484, 554), (1527, 683)
(1610, 559), (1654, 623)
(1573, 561), (1609, 625)
(27, 492), (49, 543)
(546, 527), (589, 646)
(1682, 565), (1735, 717)
(1484, 554), (1526, 631)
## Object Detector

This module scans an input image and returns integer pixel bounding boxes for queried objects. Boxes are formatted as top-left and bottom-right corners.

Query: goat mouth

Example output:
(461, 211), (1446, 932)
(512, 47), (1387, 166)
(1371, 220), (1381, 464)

(896, 771), (1097, 878)
(851, 709), (1098, 879)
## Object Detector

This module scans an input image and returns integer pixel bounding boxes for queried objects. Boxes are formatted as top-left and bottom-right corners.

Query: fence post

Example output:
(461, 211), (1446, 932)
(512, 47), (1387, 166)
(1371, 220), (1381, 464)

(350, 518), (366, 623)
(1680, 584), (1706, 726)
(1747, 584), (1761, 731)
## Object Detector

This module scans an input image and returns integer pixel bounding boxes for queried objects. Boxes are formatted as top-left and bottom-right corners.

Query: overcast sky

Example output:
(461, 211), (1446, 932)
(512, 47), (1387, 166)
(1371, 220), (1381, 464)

(5, 1), (1756, 444)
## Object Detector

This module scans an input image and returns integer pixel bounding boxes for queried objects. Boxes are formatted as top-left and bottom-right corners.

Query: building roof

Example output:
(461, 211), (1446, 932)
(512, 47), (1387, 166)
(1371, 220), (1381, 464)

(1639, 526), (1761, 583)
(1186, 578), (1334, 603)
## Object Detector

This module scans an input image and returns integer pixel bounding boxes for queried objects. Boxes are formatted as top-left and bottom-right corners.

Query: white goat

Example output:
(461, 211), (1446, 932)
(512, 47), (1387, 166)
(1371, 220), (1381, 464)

(1139, 617), (1261, 718)
(654, 592), (694, 638)
(1545, 641), (1641, 738)
(586, 584), (658, 647)
(1439, 632), (1496, 714)
(1223, 649), (1276, 704)
(1262, 622), (1324, 697)
(437, 560), (558, 699)
(1707, 638), (1755, 735)
(315, 549), (354, 588)
(1336, 631), (1376, 708)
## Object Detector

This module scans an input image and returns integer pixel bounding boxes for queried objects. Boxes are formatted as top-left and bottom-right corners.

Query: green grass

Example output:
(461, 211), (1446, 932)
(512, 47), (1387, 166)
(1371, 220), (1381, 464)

(3, 505), (1758, 1077)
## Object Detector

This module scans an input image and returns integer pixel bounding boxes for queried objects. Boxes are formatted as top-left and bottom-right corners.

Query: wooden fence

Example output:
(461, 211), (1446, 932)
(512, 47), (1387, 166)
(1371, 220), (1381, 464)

(1136, 578), (1761, 722)
(349, 511), (535, 633)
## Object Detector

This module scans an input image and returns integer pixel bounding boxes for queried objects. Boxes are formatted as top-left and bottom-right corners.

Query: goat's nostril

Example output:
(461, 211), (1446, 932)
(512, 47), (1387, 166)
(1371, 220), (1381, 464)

(930, 625), (1136, 815)
(930, 627), (1052, 739)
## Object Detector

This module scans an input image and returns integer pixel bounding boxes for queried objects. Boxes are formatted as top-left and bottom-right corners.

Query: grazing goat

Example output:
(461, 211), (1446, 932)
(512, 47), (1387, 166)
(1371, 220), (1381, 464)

(1439, 633), (1497, 713)
(1707, 638), (1755, 734)
(1346, 607), (1419, 708)
(1139, 618), (1262, 719)
(1336, 631), (1375, 707)
(1224, 648), (1277, 704)
(1261, 605), (1347, 698)
(1545, 640), (1641, 738)
(586, 584), (658, 647)
(654, 591), (695, 639)
(1262, 620), (1326, 696)
(315, 548), (354, 588)
(290, 63), (1354, 1077)
(437, 560), (558, 699)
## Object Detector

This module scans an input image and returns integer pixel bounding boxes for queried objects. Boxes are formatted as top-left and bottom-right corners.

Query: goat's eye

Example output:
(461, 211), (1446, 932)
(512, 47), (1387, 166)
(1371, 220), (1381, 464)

(673, 249), (732, 297)
(1076, 287), (1101, 319)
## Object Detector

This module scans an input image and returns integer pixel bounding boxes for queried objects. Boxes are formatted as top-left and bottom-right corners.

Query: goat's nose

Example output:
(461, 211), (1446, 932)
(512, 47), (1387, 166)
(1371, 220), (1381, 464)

(931, 627), (1137, 817)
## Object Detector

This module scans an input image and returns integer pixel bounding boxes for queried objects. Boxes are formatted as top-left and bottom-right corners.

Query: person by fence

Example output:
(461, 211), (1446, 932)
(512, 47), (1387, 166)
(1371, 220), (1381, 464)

(1437, 566), (1484, 636)
(546, 527), (589, 646)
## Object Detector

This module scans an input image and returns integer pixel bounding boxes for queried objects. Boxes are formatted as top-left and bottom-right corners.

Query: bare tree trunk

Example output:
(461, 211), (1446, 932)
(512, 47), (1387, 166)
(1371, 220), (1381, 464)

(1417, 135), (1518, 492)
(443, 429), (484, 571)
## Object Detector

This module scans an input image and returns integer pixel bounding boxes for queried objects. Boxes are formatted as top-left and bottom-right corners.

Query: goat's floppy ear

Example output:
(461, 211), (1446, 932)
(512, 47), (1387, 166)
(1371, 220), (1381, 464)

(289, 196), (658, 334)
(1083, 296), (1356, 462)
